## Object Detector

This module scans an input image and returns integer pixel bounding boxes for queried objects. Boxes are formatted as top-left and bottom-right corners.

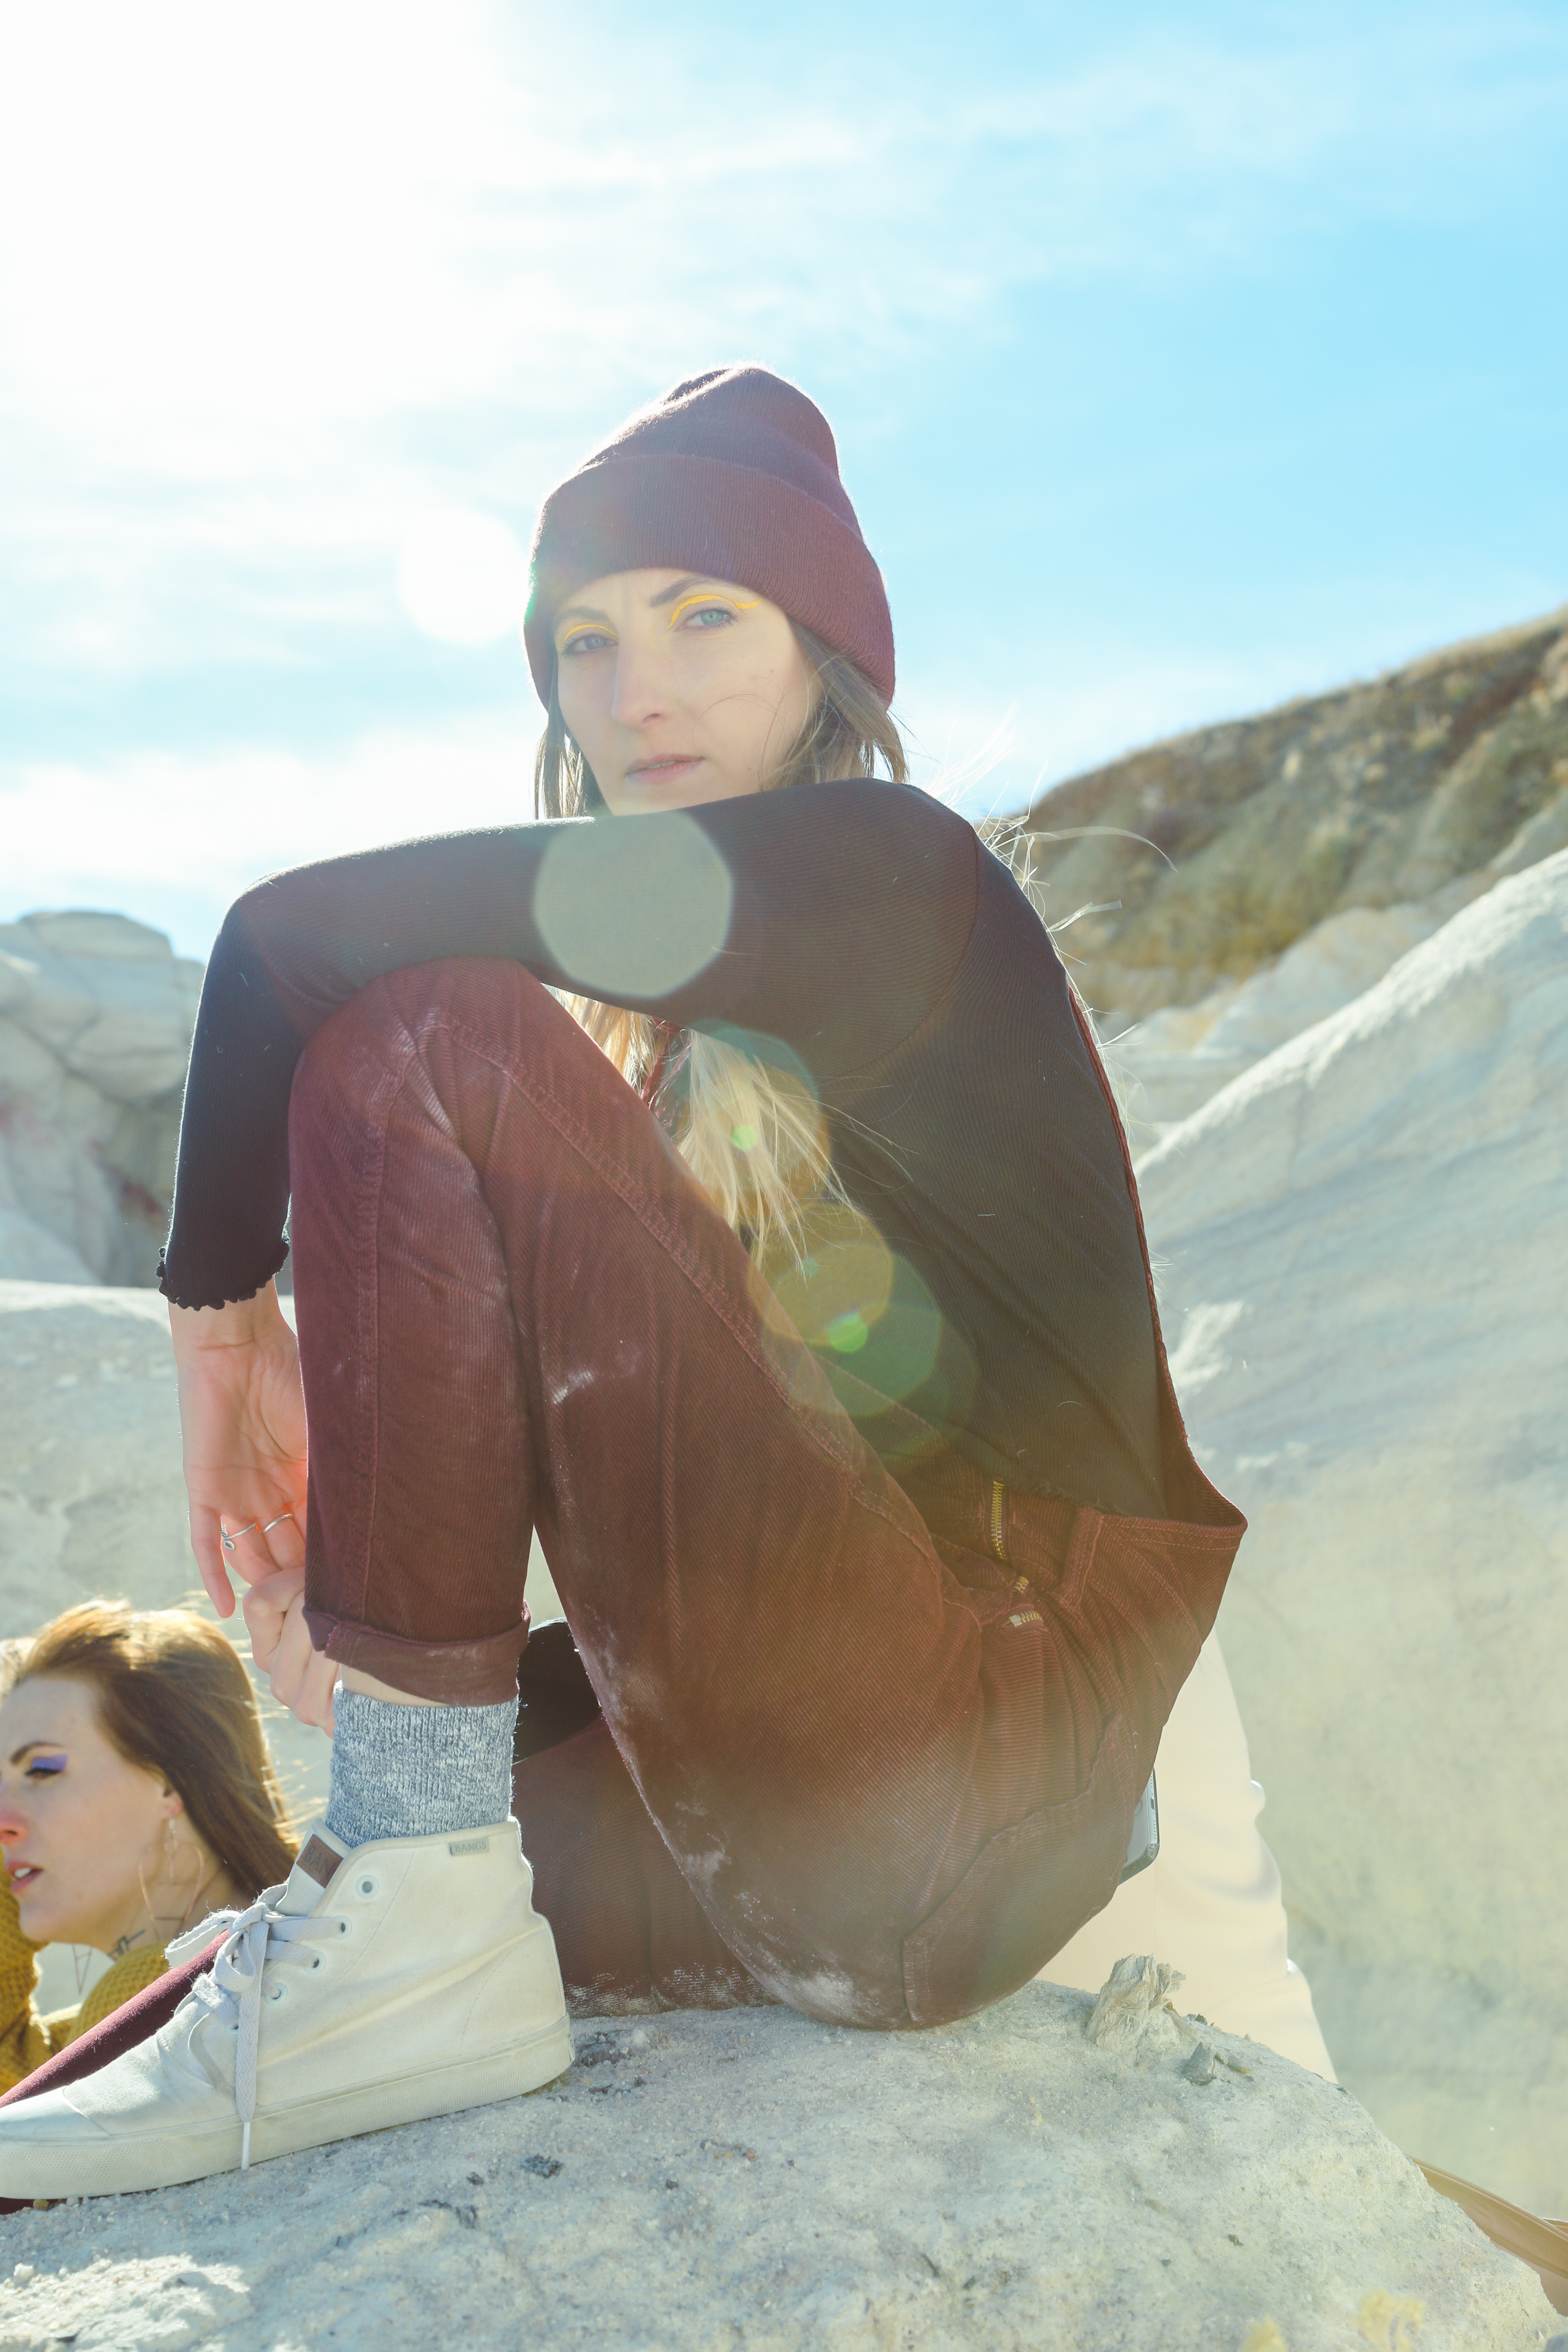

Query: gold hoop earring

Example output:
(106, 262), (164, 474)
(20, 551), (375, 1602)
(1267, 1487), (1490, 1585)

(138, 1814), (205, 1944)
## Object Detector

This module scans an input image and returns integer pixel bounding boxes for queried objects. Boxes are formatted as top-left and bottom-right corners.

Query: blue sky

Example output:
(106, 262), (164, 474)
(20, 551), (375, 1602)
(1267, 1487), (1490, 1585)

(2, 0), (1564, 958)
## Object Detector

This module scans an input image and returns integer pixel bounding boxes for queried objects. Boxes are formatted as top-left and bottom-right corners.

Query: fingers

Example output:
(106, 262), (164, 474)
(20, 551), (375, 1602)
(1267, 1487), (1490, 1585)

(259, 1581), (337, 1732)
(280, 1631), (337, 1734)
(254, 1577), (312, 1702)
(199, 1503), (306, 1609)
(231, 1507), (306, 1583)
(296, 1648), (338, 1736)
(260, 1507), (307, 1575)
(191, 1508), (237, 1618)
(242, 1565), (303, 1675)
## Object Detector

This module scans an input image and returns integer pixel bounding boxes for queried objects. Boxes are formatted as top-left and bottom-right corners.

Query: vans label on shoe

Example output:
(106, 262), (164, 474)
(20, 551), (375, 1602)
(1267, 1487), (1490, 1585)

(296, 1835), (342, 1887)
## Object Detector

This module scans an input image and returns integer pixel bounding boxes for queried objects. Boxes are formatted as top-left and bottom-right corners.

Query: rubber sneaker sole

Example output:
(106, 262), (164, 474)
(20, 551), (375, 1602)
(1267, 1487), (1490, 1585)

(0, 2012), (573, 2200)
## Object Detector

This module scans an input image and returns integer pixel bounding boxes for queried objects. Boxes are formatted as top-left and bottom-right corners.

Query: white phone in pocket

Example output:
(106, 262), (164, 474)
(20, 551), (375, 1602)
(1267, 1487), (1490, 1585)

(1121, 1771), (1160, 1881)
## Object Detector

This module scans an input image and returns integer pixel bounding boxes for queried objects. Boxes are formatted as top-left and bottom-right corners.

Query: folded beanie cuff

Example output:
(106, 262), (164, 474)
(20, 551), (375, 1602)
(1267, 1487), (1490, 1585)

(525, 449), (895, 708)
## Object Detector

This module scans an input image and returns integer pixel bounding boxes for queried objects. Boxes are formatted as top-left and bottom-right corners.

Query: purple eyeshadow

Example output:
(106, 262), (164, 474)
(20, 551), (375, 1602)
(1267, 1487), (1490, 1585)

(26, 1753), (67, 1776)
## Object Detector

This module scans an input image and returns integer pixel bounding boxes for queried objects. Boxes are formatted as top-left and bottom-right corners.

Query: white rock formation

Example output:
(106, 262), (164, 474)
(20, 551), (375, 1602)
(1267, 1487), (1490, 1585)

(1106, 795), (1568, 1152)
(1109, 901), (1443, 1140)
(1136, 847), (1568, 2217)
(1, 1984), (1555, 2348)
(0, 913), (202, 1286)
(0, 1207), (97, 1286)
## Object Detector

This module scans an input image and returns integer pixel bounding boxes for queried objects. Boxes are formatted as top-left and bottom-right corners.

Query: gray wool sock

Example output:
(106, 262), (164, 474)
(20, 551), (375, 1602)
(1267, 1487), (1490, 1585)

(324, 1688), (518, 1849)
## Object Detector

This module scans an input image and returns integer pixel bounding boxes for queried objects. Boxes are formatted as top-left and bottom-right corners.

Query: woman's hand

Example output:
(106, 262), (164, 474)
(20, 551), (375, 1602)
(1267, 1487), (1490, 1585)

(169, 1283), (308, 1619)
(243, 1566), (337, 1734)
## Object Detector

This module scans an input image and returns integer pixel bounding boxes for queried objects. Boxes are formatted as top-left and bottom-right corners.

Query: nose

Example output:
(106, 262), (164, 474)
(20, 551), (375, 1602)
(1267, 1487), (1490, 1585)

(608, 635), (676, 733)
(0, 1799), (28, 1850)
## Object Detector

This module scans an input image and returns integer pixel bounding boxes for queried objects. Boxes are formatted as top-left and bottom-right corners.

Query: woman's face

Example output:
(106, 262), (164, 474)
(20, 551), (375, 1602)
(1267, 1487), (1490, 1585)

(551, 569), (814, 815)
(0, 1677), (181, 1953)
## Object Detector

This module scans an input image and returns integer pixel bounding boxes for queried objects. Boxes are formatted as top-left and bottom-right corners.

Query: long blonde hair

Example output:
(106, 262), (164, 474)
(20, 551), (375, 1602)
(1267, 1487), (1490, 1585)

(534, 625), (907, 1263)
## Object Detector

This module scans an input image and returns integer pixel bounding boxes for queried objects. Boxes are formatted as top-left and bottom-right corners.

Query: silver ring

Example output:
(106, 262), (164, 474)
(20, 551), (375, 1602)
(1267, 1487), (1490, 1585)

(261, 1513), (295, 1535)
(219, 1520), (260, 1555)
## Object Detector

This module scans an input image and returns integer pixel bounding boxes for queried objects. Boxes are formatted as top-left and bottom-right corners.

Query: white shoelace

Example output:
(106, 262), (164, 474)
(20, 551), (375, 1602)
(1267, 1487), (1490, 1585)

(167, 1897), (334, 2168)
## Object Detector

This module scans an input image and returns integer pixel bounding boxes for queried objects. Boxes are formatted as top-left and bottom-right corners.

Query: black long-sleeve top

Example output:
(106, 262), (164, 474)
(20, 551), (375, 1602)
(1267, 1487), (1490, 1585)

(160, 780), (1165, 1517)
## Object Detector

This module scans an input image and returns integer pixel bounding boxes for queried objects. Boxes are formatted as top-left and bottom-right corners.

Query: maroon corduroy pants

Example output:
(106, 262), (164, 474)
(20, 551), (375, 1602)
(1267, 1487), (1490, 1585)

(0, 952), (1242, 2189)
(281, 958), (1237, 2028)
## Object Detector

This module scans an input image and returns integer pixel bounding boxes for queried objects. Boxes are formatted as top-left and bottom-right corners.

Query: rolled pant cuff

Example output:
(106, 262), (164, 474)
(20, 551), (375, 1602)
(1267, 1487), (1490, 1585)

(305, 1607), (530, 1705)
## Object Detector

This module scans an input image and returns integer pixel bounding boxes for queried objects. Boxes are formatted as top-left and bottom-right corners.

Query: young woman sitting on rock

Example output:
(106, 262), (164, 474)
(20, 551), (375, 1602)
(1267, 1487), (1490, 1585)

(0, 366), (1250, 2197)
(0, 1601), (296, 2090)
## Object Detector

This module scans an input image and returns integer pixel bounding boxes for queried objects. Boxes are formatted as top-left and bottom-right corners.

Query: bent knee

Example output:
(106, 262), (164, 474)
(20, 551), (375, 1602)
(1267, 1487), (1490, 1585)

(291, 958), (562, 1115)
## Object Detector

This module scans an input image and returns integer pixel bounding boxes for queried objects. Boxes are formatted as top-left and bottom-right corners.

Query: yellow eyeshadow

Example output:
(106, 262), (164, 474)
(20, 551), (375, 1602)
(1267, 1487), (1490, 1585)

(668, 593), (759, 630)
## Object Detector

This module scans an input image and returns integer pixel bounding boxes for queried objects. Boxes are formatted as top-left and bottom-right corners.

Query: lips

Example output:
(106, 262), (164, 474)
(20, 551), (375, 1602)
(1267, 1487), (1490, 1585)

(8, 1865), (41, 1889)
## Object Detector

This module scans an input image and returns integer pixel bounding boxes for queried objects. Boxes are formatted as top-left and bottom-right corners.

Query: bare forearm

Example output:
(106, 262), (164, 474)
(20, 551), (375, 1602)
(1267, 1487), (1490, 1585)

(169, 1283), (291, 1358)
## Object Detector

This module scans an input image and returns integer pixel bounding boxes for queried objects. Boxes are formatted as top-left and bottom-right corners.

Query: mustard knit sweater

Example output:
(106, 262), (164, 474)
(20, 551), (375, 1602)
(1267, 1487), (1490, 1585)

(0, 1877), (166, 2094)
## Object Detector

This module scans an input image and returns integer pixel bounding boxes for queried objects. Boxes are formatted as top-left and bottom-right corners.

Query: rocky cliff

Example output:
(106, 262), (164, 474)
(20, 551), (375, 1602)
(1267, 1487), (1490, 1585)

(1015, 606), (1568, 1035)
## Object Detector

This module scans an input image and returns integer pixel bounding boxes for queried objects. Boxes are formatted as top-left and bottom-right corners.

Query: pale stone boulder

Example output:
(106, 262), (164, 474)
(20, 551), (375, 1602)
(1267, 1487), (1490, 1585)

(0, 1983), (1554, 2347)
(0, 912), (202, 1102)
(0, 1207), (97, 1286)
(0, 912), (202, 1287)
(1110, 899), (1443, 1142)
(1107, 787), (1568, 1150)
(1136, 847), (1568, 2216)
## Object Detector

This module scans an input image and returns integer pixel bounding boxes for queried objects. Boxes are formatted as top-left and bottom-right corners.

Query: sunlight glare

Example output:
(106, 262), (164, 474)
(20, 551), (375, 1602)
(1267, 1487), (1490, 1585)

(397, 512), (530, 645)
(0, 0), (516, 435)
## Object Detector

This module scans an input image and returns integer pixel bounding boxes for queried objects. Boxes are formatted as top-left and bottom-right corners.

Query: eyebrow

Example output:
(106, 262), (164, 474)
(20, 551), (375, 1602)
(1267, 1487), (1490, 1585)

(648, 575), (713, 609)
(7, 1742), (64, 1767)
(554, 575), (717, 631)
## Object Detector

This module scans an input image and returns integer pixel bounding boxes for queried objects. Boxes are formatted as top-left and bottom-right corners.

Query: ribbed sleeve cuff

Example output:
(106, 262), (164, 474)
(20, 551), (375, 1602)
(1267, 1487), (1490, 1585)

(155, 1238), (290, 1312)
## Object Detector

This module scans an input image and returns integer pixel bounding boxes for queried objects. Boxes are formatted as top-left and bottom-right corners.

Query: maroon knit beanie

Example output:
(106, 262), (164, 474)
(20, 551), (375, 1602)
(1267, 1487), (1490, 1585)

(524, 366), (894, 708)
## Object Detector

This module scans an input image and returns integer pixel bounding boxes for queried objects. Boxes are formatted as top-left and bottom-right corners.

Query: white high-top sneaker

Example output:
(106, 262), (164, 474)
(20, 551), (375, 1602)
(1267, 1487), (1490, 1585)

(0, 1818), (572, 2198)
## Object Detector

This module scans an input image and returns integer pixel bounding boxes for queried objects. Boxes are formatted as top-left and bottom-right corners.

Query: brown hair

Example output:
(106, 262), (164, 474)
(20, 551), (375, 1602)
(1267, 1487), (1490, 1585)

(13, 1601), (296, 1902)
(532, 623), (907, 1264)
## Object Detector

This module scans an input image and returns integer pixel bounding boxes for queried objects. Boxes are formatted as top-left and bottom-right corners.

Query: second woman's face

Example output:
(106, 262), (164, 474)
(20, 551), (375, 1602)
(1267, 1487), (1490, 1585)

(551, 569), (814, 815)
(0, 1677), (179, 1953)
